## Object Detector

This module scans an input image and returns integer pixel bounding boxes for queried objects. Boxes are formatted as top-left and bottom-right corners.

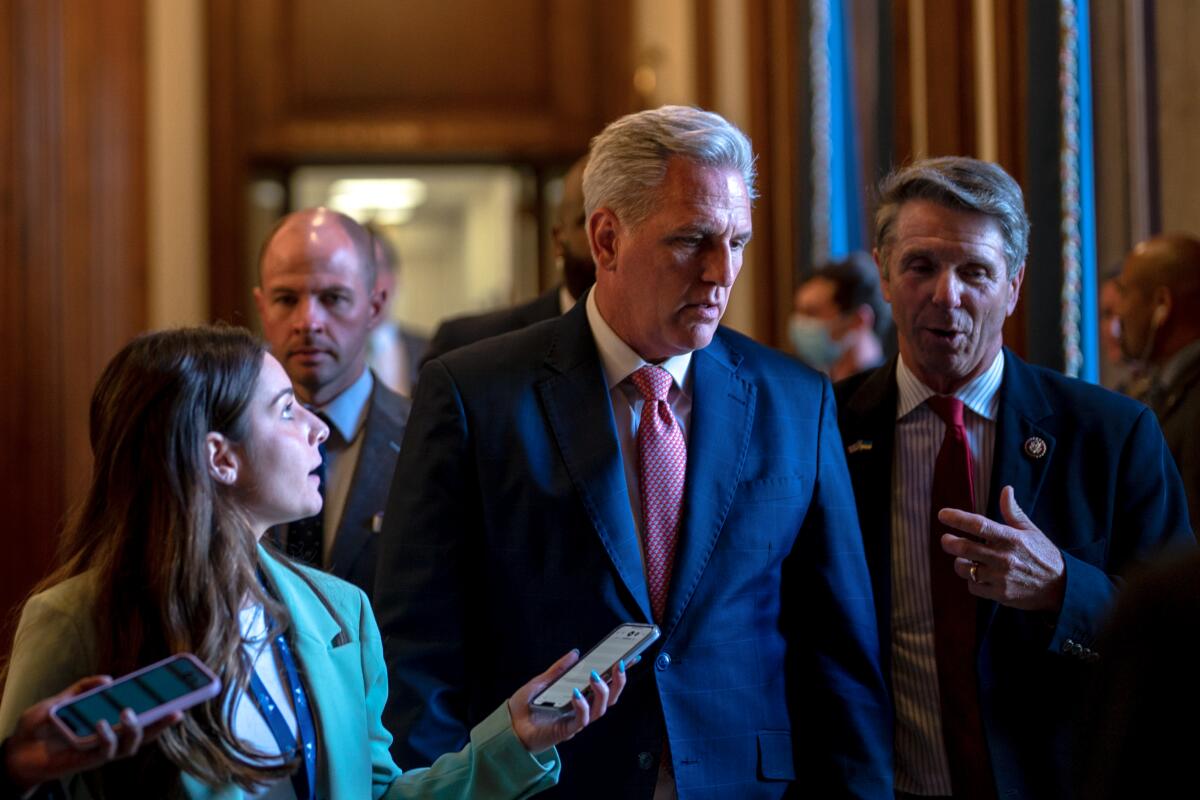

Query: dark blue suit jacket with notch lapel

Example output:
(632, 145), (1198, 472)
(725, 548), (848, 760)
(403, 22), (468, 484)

(375, 298), (892, 799)
(834, 350), (1194, 799)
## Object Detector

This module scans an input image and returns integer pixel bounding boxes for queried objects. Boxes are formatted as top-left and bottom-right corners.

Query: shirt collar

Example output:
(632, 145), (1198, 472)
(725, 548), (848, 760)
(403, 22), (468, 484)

(896, 349), (1005, 422)
(313, 367), (373, 444)
(585, 289), (692, 393)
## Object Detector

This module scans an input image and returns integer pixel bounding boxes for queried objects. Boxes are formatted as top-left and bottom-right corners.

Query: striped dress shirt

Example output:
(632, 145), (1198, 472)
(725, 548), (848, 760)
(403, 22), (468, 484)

(891, 351), (1004, 795)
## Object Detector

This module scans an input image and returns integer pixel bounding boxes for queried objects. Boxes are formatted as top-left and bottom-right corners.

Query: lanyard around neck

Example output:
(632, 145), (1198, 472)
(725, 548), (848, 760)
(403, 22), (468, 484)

(245, 610), (319, 800)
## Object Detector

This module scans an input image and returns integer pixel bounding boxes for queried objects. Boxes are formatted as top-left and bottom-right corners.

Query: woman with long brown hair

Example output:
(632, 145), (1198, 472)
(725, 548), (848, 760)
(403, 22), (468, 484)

(0, 326), (624, 799)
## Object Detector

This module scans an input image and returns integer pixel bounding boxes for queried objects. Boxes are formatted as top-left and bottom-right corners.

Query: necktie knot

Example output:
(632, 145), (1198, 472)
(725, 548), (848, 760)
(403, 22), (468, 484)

(629, 365), (673, 403)
(926, 395), (966, 428)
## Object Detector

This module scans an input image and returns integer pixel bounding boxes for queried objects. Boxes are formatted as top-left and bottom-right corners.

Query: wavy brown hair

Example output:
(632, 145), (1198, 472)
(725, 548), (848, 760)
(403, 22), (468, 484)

(4, 326), (302, 795)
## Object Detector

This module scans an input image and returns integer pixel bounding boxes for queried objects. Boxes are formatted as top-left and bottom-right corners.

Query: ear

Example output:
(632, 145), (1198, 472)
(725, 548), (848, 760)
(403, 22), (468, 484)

(368, 285), (387, 329)
(1006, 264), (1026, 316)
(1152, 285), (1172, 326)
(252, 286), (267, 321)
(206, 432), (241, 486)
(873, 248), (892, 303)
(588, 208), (621, 274)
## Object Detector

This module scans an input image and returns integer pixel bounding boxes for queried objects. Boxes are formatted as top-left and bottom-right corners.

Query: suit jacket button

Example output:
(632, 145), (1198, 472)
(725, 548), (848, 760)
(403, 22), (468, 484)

(637, 751), (654, 770)
(655, 652), (672, 671)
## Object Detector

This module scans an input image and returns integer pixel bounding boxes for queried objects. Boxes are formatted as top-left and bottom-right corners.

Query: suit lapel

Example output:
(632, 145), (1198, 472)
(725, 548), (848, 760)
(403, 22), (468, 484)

(662, 335), (754, 633)
(258, 550), (367, 800)
(840, 359), (900, 660)
(985, 352), (1055, 526)
(536, 306), (653, 621)
(980, 351), (1055, 633)
(327, 381), (403, 575)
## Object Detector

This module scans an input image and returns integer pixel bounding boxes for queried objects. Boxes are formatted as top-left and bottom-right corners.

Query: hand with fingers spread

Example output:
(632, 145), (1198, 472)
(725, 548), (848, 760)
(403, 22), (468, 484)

(2, 675), (183, 793)
(938, 485), (1066, 612)
(506, 649), (630, 754)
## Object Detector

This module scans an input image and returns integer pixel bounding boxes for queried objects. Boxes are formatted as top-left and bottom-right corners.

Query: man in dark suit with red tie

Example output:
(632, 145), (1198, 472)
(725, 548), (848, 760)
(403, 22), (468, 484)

(835, 157), (1193, 799)
(376, 106), (892, 798)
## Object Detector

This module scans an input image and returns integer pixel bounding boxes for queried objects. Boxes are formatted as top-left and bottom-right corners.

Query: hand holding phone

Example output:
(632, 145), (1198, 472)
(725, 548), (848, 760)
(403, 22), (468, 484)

(506, 648), (626, 754)
(48, 654), (220, 750)
(529, 623), (659, 714)
(3, 673), (187, 792)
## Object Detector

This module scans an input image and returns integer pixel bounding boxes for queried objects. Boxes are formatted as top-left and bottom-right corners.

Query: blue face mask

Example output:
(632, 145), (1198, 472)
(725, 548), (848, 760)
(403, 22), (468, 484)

(788, 314), (847, 372)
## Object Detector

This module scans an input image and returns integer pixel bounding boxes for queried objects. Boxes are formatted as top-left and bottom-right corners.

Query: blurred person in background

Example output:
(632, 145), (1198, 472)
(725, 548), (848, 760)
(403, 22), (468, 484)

(366, 224), (429, 397)
(1115, 233), (1200, 532)
(789, 251), (890, 381)
(423, 154), (593, 363)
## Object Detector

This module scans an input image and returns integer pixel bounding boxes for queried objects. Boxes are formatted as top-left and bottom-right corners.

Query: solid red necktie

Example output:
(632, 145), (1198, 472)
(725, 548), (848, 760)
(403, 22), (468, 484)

(926, 395), (994, 799)
(629, 366), (686, 624)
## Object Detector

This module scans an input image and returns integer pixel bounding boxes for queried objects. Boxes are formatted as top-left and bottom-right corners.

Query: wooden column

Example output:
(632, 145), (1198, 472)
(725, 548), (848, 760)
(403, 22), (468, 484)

(0, 0), (146, 637)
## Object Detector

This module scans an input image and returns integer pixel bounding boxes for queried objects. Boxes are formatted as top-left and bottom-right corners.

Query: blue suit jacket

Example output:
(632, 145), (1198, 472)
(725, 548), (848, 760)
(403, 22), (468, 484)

(834, 350), (1194, 799)
(375, 300), (892, 799)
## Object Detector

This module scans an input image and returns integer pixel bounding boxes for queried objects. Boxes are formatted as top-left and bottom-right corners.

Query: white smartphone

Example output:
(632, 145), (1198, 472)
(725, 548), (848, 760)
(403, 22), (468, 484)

(49, 653), (221, 749)
(530, 623), (660, 714)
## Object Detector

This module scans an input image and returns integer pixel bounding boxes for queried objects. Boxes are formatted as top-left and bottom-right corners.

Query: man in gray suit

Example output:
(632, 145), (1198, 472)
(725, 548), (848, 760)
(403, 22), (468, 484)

(423, 154), (593, 363)
(255, 207), (411, 596)
(1116, 233), (1200, 532)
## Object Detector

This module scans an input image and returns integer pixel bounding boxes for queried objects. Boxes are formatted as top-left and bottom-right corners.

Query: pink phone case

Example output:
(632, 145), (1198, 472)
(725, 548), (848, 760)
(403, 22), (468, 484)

(48, 653), (221, 749)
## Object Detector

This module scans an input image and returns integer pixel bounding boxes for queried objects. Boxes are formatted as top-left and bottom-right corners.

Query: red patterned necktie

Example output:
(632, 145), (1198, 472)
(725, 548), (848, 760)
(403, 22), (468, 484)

(926, 395), (994, 799)
(629, 365), (687, 624)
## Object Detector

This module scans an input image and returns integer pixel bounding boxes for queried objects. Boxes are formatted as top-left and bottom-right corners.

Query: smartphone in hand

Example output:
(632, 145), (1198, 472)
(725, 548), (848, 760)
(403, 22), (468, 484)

(49, 653), (220, 749)
(530, 623), (659, 714)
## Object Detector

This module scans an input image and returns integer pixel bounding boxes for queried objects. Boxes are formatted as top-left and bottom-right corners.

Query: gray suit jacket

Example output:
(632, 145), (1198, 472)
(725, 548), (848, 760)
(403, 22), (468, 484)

(275, 376), (411, 598)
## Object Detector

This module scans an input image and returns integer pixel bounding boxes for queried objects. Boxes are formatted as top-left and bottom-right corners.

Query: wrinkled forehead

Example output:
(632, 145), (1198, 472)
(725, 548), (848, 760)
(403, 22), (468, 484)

(889, 200), (1007, 265)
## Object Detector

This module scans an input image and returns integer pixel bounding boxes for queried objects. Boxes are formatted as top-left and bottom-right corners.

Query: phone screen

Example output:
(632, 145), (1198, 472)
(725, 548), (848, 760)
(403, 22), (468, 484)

(533, 624), (658, 710)
(53, 656), (214, 736)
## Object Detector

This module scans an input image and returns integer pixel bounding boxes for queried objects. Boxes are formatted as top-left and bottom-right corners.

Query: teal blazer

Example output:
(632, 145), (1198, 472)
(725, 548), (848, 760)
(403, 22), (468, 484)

(0, 547), (560, 799)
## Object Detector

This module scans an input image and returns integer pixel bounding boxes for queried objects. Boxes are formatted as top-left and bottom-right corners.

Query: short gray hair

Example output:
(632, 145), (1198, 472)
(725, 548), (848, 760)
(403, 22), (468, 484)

(583, 105), (758, 227)
(874, 156), (1029, 278)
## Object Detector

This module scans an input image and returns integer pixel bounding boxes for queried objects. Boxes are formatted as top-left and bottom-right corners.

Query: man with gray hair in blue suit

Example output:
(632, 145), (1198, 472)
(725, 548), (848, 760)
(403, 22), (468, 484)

(375, 105), (892, 799)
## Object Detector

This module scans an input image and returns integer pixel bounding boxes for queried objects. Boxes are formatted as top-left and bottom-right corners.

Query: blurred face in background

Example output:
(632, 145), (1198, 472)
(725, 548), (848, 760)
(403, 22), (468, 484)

(789, 277), (862, 371)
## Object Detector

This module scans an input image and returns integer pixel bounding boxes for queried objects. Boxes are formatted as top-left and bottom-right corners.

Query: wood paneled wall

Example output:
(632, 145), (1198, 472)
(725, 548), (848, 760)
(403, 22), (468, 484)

(208, 0), (633, 325)
(0, 0), (146, 634)
(887, 0), (1028, 357)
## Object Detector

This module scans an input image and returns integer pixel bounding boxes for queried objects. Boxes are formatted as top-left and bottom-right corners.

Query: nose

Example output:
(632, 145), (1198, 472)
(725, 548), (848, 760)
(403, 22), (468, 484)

(701, 242), (738, 288)
(293, 295), (326, 333)
(931, 269), (962, 308)
(306, 409), (329, 446)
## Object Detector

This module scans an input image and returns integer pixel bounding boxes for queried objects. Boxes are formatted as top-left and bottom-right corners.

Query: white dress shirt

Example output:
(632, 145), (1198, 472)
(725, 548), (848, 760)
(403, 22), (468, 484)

(890, 350), (1004, 795)
(585, 290), (692, 546)
(585, 290), (689, 800)
(234, 604), (297, 800)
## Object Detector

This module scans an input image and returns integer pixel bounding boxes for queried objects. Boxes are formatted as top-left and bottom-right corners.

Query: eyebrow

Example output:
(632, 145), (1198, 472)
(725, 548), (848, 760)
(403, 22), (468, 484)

(269, 387), (294, 407)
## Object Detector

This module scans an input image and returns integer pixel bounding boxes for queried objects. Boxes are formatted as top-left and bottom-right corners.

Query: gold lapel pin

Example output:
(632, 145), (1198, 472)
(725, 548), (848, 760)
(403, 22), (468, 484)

(847, 440), (873, 454)
(1023, 436), (1048, 459)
